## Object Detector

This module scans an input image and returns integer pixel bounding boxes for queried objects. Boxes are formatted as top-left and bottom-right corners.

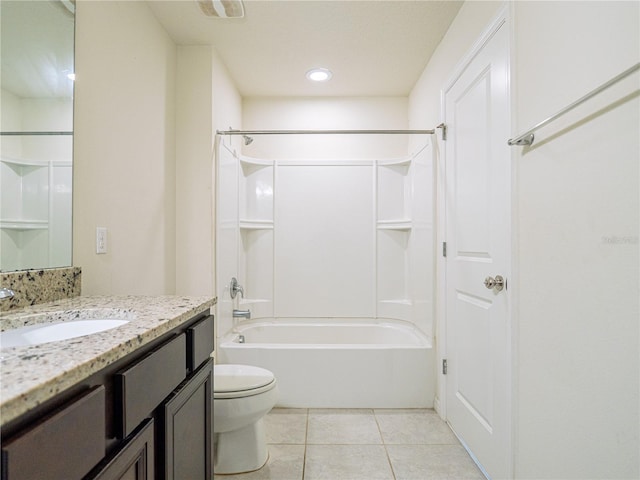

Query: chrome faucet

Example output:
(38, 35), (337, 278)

(0, 288), (15, 301)
(230, 277), (244, 299)
(232, 309), (251, 319)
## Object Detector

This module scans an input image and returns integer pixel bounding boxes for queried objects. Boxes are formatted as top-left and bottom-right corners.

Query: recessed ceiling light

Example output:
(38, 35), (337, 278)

(306, 68), (332, 82)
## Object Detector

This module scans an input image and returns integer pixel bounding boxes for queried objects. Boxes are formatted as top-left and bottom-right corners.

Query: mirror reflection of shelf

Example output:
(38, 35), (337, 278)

(1, 158), (50, 227)
(1, 220), (48, 230)
(1, 157), (50, 168)
(1, 152), (72, 269)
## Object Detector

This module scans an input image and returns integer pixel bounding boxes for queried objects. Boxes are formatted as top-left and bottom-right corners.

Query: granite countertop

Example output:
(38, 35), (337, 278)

(0, 295), (216, 426)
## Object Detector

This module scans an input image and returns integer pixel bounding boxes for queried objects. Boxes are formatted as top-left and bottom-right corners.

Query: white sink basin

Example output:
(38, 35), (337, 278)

(0, 319), (130, 349)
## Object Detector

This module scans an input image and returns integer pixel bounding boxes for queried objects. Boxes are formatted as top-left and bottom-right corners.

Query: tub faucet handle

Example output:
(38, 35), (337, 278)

(230, 277), (244, 299)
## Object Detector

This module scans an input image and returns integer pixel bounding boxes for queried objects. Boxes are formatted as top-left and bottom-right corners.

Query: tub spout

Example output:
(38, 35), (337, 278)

(233, 309), (251, 319)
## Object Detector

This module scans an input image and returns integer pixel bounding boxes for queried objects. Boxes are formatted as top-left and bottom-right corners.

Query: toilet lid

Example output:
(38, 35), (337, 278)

(214, 364), (275, 393)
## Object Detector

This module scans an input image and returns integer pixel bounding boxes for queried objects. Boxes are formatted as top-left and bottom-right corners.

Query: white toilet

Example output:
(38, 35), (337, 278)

(213, 364), (279, 474)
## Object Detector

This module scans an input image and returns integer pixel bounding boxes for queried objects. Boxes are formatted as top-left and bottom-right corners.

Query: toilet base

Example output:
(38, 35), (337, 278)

(213, 418), (269, 474)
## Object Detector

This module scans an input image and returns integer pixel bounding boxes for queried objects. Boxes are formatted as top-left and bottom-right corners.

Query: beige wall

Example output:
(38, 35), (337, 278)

(175, 46), (213, 295)
(74, 0), (177, 295)
(174, 46), (242, 296)
(212, 49), (243, 139)
(410, 1), (639, 478)
(74, 3), (241, 297)
(212, 48), (243, 302)
(242, 97), (409, 158)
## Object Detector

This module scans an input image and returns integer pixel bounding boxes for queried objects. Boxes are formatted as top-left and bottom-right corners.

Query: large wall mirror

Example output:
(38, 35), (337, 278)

(0, 0), (74, 272)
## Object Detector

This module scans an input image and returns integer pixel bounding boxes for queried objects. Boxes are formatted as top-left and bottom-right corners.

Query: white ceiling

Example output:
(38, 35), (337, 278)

(147, 0), (463, 97)
(1, 1), (75, 99)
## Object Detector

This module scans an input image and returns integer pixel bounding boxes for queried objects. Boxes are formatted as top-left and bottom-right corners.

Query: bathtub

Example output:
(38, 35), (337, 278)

(218, 318), (434, 408)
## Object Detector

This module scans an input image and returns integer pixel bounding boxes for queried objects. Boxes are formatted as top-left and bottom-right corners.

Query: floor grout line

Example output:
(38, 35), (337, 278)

(373, 408), (398, 480)
(301, 408), (309, 480)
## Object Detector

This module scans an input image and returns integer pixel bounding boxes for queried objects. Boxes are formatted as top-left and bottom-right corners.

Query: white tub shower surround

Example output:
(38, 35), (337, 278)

(216, 136), (435, 408)
(219, 319), (433, 408)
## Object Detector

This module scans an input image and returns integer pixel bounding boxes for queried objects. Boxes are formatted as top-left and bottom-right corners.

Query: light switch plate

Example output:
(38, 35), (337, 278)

(96, 227), (107, 254)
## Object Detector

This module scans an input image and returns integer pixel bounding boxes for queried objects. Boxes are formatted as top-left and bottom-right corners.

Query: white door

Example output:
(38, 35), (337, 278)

(443, 15), (511, 480)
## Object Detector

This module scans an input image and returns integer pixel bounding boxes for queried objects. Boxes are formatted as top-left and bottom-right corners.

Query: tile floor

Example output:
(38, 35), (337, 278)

(213, 408), (485, 480)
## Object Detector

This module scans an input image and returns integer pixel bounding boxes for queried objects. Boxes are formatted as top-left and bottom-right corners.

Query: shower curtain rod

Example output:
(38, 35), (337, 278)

(216, 129), (435, 135)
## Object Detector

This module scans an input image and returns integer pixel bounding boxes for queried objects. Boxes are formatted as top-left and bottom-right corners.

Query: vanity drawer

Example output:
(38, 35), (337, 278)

(1, 386), (105, 480)
(187, 314), (214, 371)
(115, 334), (186, 438)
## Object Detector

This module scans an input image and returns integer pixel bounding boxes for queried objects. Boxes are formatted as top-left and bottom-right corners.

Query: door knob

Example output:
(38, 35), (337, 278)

(484, 275), (505, 292)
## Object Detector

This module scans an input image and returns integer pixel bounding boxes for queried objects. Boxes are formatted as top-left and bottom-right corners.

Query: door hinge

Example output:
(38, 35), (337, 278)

(442, 359), (448, 375)
(437, 123), (447, 141)
(442, 242), (447, 257)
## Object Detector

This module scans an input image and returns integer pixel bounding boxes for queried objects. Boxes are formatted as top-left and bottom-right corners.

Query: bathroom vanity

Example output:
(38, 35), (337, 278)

(0, 295), (216, 480)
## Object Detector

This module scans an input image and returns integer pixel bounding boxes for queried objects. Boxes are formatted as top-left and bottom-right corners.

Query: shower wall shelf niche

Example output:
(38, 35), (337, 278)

(238, 154), (275, 319)
(376, 143), (432, 323)
(377, 157), (412, 227)
(377, 157), (412, 167)
(376, 220), (413, 231)
(239, 221), (274, 230)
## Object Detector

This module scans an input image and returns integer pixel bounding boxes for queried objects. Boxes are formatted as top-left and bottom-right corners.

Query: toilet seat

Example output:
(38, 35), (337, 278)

(214, 364), (276, 399)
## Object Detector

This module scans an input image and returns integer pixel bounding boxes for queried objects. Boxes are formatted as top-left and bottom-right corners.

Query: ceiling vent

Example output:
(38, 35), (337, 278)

(197, 0), (245, 18)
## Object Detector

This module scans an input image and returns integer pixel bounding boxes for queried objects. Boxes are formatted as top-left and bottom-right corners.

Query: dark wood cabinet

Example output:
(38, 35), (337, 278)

(115, 333), (187, 438)
(162, 359), (213, 480)
(1, 386), (105, 480)
(88, 418), (155, 480)
(1, 312), (214, 480)
(186, 315), (214, 372)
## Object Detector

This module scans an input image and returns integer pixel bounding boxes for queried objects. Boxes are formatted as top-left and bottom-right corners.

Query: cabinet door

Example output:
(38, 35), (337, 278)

(162, 359), (212, 480)
(88, 418), (154, 480)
